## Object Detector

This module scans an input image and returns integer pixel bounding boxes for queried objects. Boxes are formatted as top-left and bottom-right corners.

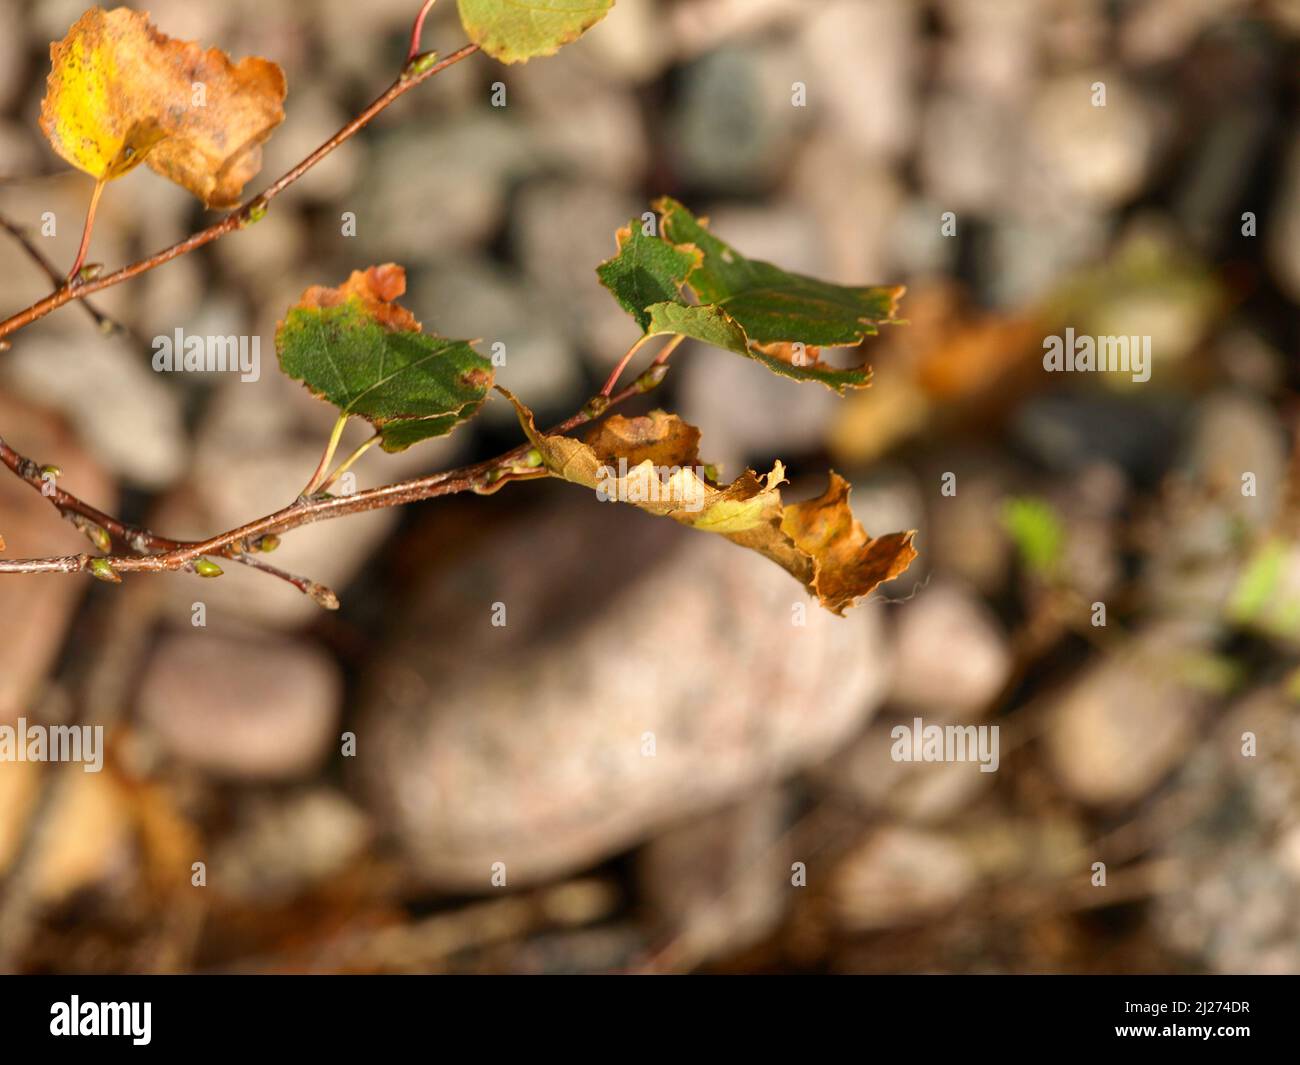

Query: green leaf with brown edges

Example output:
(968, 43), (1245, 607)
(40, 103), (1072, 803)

(641, 302), (874, 392)
(596, 219), (702, 331)
(653, 196), (904, 392)
(500, 388), (917, 614)
(457, 0), (614, 64)
(655, 196), (905, 345)
(276, 265), (493, 453)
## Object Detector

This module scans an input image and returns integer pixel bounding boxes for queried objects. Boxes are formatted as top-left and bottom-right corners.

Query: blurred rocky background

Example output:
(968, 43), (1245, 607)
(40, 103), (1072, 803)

(1, 0), (1299, 973)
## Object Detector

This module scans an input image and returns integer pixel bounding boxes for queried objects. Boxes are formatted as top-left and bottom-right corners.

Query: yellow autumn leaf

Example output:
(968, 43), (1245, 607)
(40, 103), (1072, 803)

(40, 7), (286, 208)
(502, 389), (917, 614)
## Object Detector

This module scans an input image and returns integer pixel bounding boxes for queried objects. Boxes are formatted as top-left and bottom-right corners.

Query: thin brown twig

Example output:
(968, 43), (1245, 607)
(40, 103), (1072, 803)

(0, 212), (122, 335)
(0, 435), (333, 593)
(0, 42), (481, 342)
(0, 365), (670, 599)
(0, 436), (181, 553)
(235, 552), (340, 608)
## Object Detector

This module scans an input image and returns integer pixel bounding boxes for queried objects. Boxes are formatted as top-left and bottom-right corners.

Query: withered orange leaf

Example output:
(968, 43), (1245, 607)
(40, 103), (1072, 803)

(501, 389), (917, 614)
(40, 7), (286, 207)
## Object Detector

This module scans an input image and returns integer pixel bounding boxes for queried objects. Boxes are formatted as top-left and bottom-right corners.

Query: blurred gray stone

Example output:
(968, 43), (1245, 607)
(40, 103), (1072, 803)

(0, 2), (25, 112)
(510, 57), (648, 189)
(1044, 462), (1127, 604)
(790, 141), (906, 284)
(410, 258), (581, 420)
(799, 0), (917, 162)
(984, 211), (1111, 307)
(1138, 391), (1286, 627)
(1122, 0), (1249, 64)
(1182, 391), (1287, 530)
(919, 92), (1020, 215)
(357, 495), (893, 890)
(138, 630), (342, 780)
(213, 207), (306, 291)
(1043, 622), (1209, 806)
(1214, 329), (1285, 394)
(1012, 393), (1183, 482)
(3, 326), (187, 489)
(937, 0), (1040, 99)
(926, 461), (1013, 594)
(0, 121), (38, 178)
(567, 0), (675, 86)
(830, 826), (977, 931)
(355, 119), (535, 265)
(258, 87), (359, 205)
(1022, 72), (1155, 210)
(210, 788), (372, 902)
(888, 580), (1011, 718)
(820, 721), (995, 824)
(638, 787), (788, 968)
(1154, 688), (1300, 973)
(668, 46), (801, 195)
(512, 179), (641, 359)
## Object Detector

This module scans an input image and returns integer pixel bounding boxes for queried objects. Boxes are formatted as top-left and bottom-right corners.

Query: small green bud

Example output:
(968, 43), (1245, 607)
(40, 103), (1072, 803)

(402, 51), (440, 79)
(636, 363), (670, 392)
(702, 464), (719, 483)
(81, 522), (112, 553)
(89, 558), (120, 583)
(78, 263), (103, 282)
(40, 464), (62, 480)
(244, 201), (268, 225)
(256, 534), (281, 553)
(522, 448), (544, 469)
(194, 558), (224, 578)
(583, 395), (611, 419)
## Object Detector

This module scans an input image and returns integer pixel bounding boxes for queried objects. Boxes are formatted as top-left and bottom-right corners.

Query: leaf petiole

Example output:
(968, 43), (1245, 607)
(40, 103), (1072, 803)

(600, 332), (684, 398)
(407, 0), (440, 62)
(301, 413), (350, 497)
(66, 177), (106, 283)
(317, 433), (382, 495)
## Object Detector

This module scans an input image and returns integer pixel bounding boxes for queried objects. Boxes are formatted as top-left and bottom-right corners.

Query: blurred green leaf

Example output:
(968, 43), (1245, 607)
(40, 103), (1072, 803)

(1001, 496), (1065, 578)
(1229, 538), (1287, 624)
